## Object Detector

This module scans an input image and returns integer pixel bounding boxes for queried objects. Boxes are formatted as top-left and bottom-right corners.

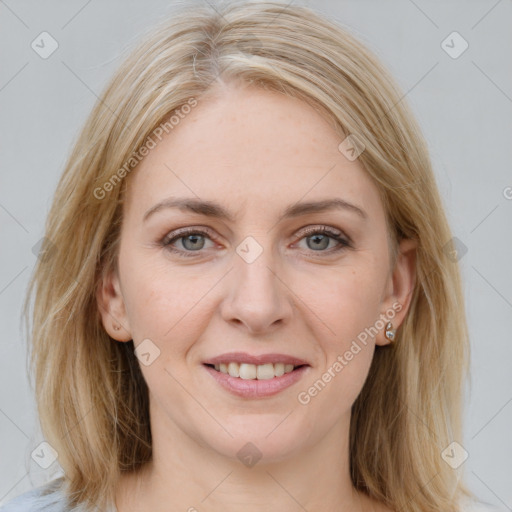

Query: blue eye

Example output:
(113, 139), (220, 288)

(161, 226), (352, 258)
(162, 228), (216, 257)
(296, 226), (351, 252)
(173, 233), (208, 251)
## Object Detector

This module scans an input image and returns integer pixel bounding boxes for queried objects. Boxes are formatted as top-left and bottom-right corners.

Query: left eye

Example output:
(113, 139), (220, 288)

(293, 226), (351, 253)
(296, 231), (343, 251)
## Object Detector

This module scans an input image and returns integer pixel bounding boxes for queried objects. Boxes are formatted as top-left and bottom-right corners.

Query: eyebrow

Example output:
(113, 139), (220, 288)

(143, 196), (368, 223)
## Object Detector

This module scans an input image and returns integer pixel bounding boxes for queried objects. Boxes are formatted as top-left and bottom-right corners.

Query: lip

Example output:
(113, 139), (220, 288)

(203, 364), (310, 399)
(203, 352), (310, 366)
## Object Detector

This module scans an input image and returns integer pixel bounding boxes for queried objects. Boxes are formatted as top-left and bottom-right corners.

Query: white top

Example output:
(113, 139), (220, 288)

(0, 477), (507, 511)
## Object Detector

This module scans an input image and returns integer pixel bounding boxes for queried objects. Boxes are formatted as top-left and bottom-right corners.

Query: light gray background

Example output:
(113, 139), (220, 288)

(1, 0), (511, 508)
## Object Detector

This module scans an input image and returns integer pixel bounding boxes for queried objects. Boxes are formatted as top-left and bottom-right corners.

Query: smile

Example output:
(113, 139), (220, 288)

(203, 363), (310, 398)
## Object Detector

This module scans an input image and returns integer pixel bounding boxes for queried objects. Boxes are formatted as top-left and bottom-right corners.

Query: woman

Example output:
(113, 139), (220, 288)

(1, 1), (499, 511)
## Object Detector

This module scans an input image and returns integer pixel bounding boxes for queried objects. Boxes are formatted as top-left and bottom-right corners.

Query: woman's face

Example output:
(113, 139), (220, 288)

(99, 83), (415, 463)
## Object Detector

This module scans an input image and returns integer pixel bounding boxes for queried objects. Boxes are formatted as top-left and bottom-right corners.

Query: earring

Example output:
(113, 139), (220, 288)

(385, 321), (397, 342)
(113, 324), (121, 331)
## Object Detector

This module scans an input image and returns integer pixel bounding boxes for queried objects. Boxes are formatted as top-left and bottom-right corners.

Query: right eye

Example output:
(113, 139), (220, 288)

(161, 227), (217, 257)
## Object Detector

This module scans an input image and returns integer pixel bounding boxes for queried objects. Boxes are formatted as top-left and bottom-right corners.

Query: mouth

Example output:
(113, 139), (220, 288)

(203, 362), (308, 380)
(202, 359), (310, 399)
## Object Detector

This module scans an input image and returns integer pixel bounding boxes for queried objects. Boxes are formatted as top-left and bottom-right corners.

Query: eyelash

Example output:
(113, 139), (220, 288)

(161, 225), (352, 259)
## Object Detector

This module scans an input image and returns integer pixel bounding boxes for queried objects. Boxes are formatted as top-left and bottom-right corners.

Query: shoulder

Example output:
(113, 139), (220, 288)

(0, 478), (116, 512)
(0, 478), (69, 512)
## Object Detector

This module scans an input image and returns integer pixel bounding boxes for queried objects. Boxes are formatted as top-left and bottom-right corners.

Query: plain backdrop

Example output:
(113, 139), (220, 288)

(0, 0), (511, 508)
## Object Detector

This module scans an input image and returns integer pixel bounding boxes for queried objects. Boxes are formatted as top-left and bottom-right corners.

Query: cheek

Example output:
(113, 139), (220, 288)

(294, 258), (387, 392)
(300, 263), (385, 343)
(337, 270), (383, 335)
(293, 269), (384, 417)
(119, 253), (217, 347)
(120, 261), (218, 398)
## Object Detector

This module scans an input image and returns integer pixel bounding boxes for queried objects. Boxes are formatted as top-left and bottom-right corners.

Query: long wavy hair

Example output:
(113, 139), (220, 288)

(24, 1), (474, 510)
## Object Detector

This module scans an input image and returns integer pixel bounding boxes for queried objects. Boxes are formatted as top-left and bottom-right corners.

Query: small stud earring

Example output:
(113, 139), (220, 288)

(385, 321), (397, 342)
(113, 324), (121, 331)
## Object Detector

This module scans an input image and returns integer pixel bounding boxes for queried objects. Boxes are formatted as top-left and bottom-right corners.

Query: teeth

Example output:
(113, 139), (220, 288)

(227, 362), (240, 377)
(256, 363), (274, 380)
(274, 363), (285, 377)
(213, 362), (298, 379)
(239, 363), (257, 379)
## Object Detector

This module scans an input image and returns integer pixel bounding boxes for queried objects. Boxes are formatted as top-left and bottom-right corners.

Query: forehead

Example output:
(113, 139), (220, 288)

(124, 83), (384, 223)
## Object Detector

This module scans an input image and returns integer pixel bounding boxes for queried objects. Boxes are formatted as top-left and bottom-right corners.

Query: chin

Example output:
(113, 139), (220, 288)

(203, 418), (309, 466)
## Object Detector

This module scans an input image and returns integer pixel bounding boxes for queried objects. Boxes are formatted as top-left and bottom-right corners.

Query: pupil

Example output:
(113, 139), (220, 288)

(183, 234), (204, 250)
(308, 234), (329, 250)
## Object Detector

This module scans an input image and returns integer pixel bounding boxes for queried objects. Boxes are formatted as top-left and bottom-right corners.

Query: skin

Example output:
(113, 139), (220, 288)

(98, 81), (416, 512)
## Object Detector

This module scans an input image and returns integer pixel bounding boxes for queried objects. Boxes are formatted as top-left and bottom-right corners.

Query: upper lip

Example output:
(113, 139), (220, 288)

(203, 352), (310, 366)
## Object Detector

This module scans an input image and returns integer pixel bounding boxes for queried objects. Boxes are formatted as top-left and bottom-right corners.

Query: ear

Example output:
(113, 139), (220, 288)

(96, 266), (132, 342)
(376, 238), (417, 346)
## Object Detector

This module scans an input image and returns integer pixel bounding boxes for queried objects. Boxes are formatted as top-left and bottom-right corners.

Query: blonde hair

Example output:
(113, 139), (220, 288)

(25, 1), (475, 510)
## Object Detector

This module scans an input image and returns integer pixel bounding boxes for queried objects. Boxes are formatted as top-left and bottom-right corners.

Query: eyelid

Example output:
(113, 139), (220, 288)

(161, 225), (217, 244)
(296, 224), (352, 245)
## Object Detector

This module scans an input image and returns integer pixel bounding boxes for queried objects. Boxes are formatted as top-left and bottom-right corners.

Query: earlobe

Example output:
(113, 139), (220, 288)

(377, 237), (417, 346)
(96, 268), (132, 342)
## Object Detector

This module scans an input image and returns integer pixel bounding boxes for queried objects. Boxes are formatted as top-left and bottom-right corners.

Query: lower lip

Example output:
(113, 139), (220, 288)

(203, 364), (309, 399)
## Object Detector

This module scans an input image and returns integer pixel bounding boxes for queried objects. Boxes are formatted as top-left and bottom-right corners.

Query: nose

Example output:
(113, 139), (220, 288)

(219, 245), (293, 335)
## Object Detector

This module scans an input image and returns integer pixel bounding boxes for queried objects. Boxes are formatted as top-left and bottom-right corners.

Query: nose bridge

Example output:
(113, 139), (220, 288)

(220, 237), (292, 332)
